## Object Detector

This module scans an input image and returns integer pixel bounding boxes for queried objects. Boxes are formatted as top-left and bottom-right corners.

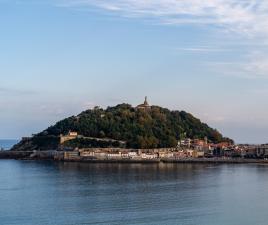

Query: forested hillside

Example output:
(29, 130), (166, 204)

(35, 104), (232, 149)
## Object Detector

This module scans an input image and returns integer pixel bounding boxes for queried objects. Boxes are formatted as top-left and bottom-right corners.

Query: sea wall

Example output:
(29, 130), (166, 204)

(0, 151), (33, 159)
(162, 158), (268, 164)
(2, 149), (268, 164)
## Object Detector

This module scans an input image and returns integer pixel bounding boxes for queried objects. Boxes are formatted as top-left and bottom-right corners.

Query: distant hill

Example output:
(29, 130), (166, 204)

(12, 101), (233, 151)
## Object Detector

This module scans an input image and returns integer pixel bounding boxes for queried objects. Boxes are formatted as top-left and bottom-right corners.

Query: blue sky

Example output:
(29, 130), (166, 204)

(1, 0), (268, 143)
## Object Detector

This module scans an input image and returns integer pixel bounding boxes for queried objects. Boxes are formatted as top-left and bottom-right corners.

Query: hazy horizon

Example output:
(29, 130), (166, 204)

(1, 0), (268, 144)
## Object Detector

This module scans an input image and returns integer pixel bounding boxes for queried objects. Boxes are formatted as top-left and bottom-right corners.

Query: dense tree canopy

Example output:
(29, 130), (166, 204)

(37, 104), (232, 149)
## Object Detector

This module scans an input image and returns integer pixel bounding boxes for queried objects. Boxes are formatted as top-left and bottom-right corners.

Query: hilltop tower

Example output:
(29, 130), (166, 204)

(136, 96), (151, 110)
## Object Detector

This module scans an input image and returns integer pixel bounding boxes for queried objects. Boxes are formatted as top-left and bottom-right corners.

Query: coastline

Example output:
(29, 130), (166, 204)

(161, 158), (268, 164)
(0, 150), (33, 159)
(1, 150), (268, 164)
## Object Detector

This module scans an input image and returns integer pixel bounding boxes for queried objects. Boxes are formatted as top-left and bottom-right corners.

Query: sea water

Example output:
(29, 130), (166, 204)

(1, 161), (268, 225)
(0, 139), (18, 150)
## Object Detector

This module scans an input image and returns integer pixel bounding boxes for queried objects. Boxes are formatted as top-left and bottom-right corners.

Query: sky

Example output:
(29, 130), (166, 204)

(1, 0), (268, 143)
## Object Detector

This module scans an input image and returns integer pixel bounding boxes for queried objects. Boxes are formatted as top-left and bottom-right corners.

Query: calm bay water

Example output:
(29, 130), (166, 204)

(1, 161), (268, 225)
(0, 139), (19, 150)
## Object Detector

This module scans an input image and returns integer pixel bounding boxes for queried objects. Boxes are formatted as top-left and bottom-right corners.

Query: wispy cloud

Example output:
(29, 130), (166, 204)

(206, 51), (268, 79)
(176, 46), (229, 52)
(59, 0), (268, 37)
(28, 0), (268, 79)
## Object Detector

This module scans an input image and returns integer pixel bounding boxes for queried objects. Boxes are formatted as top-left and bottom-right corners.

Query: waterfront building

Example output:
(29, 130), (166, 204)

(185, 149), (194, 157)
(128, 152), (139, 159)
(256, 145), (268, 158)
(173, 151), (187, 159)
(158, 151), (174, 158)
(121, 152), (130, 159)
(94, 152), (107, 159)
(179, 138), (191, 148)
(64, 151), (80, 160)
(141, 153), (158, 159)
(242, 145), (257, 158)
(193, 139), (206, 146)
(80, 150), (95, 157)
(195, 150), (205, 158)
(107, 152), (122, 159)
(213, 147), (224, 157)
(223, 148), (235, 158)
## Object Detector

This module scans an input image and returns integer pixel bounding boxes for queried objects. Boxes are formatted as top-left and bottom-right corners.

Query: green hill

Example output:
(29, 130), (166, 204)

(12, 103), (233, 150)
